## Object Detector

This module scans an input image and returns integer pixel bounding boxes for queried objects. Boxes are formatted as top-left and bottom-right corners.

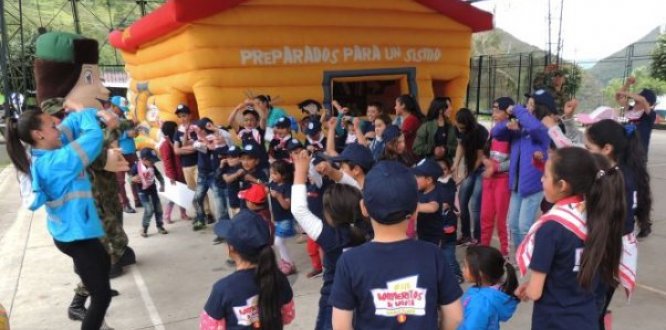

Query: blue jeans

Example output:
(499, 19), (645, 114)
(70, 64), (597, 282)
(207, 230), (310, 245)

(194, 172), (229, 223)
(138, 188), (163, 229)
(315, 296), (333, 330)
(508, 190), (544, 250)
(442, 241), (462, 278)
(459, 169), (483, 240)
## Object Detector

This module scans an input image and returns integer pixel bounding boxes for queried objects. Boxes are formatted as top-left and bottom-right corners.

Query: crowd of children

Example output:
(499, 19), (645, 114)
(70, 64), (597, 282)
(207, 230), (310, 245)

(21, 80), (653, 329)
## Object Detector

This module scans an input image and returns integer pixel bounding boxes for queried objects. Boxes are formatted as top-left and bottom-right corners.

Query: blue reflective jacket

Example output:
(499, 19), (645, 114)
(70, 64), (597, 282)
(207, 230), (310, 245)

(29, 109), (105, 242)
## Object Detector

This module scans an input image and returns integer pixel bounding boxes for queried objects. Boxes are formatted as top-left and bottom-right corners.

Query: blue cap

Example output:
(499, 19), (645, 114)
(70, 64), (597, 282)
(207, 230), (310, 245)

(330, 143), (374, 172)
(494, 97), (515, 111)
(531, 89), (556, 114)
(241, 142), (264, 159)
(274, 116), (291, 129)
(214, 210), (271, 256)
(412, 158), (443, 179)
(175, 104), (191, 114)
(382, 125), (402, 143)
(139, 148), (160, 162)
(639, 88), (657, 106)
(286, 138), (304, 152)
(363, 161), (418, 224)
(305, 119), (322, 135)
(110, 96), (129, 112)
(227, 145), (241, 157)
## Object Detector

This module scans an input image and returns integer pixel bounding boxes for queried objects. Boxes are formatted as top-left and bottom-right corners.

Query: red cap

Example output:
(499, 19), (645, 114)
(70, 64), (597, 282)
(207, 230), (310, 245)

(238, 184), (267, 204)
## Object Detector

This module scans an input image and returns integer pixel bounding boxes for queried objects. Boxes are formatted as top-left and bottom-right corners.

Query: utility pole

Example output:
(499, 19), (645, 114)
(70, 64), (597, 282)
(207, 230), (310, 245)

(556, 0), (564, 65)
(71, 0), (82, 34)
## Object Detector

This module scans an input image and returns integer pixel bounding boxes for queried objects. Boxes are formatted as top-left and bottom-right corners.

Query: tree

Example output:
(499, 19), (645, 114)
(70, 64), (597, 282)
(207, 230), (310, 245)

(651, 34), (666, 81)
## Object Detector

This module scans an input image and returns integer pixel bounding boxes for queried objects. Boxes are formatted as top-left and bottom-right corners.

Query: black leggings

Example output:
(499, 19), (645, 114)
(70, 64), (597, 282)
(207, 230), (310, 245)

(55, 238), (112, 330)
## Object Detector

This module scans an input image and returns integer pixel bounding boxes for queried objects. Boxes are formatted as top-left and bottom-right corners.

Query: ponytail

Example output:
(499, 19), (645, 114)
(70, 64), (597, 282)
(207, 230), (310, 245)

(253, 245), (283, 330)
(579, 155), (625, 289)
(501, 262), (519, 299)
(464, 246), (518, 298)
(5, 110), (44, 175)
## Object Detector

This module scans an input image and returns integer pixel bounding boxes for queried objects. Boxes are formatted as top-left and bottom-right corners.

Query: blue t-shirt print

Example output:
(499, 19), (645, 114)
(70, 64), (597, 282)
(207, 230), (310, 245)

(329, 239), (462, 329)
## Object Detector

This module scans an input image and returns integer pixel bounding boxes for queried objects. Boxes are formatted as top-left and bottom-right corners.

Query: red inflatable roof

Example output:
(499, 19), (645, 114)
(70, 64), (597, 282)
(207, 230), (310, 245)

(109, 0), (493, 53)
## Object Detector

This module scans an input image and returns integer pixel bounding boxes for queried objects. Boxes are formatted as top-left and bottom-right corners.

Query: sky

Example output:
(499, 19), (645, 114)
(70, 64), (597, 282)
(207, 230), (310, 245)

(472, 0), (666, 63)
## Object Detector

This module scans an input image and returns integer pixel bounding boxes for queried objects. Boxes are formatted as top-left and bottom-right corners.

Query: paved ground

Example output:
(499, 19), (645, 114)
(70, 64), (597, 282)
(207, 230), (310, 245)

(0, 132), (665, 330)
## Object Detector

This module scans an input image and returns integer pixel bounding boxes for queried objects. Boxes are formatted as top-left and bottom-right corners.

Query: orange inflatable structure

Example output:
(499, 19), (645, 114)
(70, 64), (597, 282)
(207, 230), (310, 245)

(110, 0), (493, 124)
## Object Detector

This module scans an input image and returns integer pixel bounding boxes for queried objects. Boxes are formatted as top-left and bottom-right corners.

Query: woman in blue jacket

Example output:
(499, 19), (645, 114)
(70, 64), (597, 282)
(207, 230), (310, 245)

(6, 108), (114, 330)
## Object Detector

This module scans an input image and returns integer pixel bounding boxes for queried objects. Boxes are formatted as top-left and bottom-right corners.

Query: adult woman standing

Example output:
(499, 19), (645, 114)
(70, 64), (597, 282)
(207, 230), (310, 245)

(453, 108), (489, 245)
(6, 107), (116, 330)
(413, 96), (458, 162)
(393, 94), (424, 155)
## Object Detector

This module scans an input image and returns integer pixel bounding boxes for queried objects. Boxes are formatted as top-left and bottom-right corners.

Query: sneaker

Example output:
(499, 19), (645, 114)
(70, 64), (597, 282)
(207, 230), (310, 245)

(123, 205), (136, 214)
(456, 236), (471, 246)
(193, 221), (205, 231)
(158, 227), (168, 235)
(109, 263), (123, 279)
(117, 247), (136, 267)
(206, 214), (216, 224)
(306, 268), (323, 278)
(140, 229), (148, 238)
(637, 226), (652, 239)
(213, 237), (225, 245)
(134, 201), (143, 208)
(226, 259), (236, 267)
(278, 259), (297, 276)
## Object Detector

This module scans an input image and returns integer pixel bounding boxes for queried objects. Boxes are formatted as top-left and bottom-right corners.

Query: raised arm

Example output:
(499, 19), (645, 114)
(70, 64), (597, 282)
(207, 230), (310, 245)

(291, 150), (324, 240)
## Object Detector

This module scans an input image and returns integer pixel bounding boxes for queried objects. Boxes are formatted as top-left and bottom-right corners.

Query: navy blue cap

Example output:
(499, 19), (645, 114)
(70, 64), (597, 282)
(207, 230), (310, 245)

(494, 97), (515, 111)
(286, 138), (304, 152)
(531, 89), (556, 114)
(139, 148), (160, 162)
(312, 151), (327, 166)
(330, 143), (375, 172)
(305, 119), (322, 135)
(639, 88), (657, 106)
(196, 117), (213, 130)
(382, 125), (402, 143)
(363, 161), (418, 224)
(412, 158), (443, 179)
(227, 145), (241, 157)
(175, 104), (191, 114)
(274, 116), (291, 129)
(214, 210), (271, 256)
(241, 142), (264, 159)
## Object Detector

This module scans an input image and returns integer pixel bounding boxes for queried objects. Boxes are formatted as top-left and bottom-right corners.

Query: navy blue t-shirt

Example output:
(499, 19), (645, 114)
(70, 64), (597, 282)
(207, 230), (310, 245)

(438, 180), (458, 243)
(203, 269), (293, 329)
(304, 137), (328, 153)
(530, 221), (598, 330)
(174, 130), (199, 167)
(316, 223), (353, 300)
(361, 120), (374, 135)
(239, 168), (268, 209)
(268, 137), (291, 162)
(198, 145), (227, 177)
(635, 111), (656, 154)
(329, 239), (462, 329)
(268, 181), (293, 221)
(417, 185), (445, 243)
(224, 165), (242, 208)
(306, 179), (332, 219)
(621, 165), (638, 235)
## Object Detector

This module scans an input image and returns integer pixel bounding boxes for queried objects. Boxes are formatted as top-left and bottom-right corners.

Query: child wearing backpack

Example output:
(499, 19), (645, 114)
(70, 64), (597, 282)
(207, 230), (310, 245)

(458, 245), (518, 330)
(201, 210), (295, 330)
(515, 147), (626, 330)
(329, 161), (462, 330)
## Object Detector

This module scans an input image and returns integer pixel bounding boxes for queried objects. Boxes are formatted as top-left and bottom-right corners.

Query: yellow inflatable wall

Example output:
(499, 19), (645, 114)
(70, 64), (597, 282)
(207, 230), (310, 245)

(111, 0), (493, 125)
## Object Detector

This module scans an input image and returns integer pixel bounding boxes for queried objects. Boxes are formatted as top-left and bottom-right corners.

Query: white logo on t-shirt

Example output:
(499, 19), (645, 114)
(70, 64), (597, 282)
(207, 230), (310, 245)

(371, 275), (427, 317)
(573, 248), (583, 272)
(232, 295), (260, 326)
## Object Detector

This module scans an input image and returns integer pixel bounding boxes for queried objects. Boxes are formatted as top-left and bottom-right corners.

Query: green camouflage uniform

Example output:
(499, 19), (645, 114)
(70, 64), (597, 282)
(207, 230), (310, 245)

(41, 98), (132, 296)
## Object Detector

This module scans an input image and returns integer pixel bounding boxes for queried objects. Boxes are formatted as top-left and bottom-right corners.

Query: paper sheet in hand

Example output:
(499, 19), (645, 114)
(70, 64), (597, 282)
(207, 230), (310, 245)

(159, 181), (195, 211)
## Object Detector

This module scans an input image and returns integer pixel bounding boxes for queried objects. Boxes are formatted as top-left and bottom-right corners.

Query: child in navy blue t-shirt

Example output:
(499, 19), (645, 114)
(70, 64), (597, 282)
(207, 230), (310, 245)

(201, 210), (294, 330)
(268, 160), (297, 275)
(329, 161), (463, 330)
(459, 246), (518, 330)
(291, 150), (371, 330)
(268, 116), (293, 163)
(515, 148), (626, 330)
(222, 146), (243, 217)
(237, 143), (269, 209)
(413, 158), (463, 282)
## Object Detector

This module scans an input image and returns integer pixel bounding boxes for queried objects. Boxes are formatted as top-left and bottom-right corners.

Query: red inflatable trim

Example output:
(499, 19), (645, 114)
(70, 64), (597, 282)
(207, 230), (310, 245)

(109, 0), (493, 53)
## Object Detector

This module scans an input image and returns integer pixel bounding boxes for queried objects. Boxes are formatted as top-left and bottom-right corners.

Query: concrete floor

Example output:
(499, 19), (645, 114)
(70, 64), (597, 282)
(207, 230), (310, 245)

(0, 132), (665, 330)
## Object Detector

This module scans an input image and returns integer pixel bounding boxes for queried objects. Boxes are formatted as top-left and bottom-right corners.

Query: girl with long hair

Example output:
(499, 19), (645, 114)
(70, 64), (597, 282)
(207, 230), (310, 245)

(413, 96), (458, 161)
(453, 108), (489, 244)
(516, 147), (625, 329)
(394, 94), (424, 154)
(6, 108), (116, 330)
(201, 210), (295, 330)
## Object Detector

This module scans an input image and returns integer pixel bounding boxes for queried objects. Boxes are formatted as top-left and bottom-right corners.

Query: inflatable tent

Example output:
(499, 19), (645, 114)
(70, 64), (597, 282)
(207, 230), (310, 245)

(109, 0), (493, 125)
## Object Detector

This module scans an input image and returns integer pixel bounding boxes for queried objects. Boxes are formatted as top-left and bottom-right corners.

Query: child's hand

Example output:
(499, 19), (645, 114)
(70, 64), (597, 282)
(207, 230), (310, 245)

(131, 175), (141, 184)
(627, 76), (636, 85)
(515, 283), (530, 301)
(292, 150), (311, 173)
(482, 159), (495, 178)
(327, 117), (338, 130)
(507, 120), (520, 131)
(433, 146), (446, 159)
(270, 190), (280, 198)
(353, 117), (361, 130)
(533, 151), (544, 162)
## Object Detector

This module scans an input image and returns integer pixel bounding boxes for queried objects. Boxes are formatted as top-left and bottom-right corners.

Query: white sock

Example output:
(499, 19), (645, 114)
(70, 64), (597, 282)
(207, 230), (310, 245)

(274, 236), (292, 264)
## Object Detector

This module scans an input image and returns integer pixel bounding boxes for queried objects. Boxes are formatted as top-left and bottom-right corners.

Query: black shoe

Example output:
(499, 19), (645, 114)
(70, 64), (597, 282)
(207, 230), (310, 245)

(111, 289), (120, 297)
(193, 221), (205, 231)
(109, 263), (123, 279)
(638, 226), (652, 239)
(226, 259), (236, 266)
(213, 237), (225, 245)
(117, 247), (136, 267)
(68, 293), (88, 321)
(134, 201), (143, 208)
(123, 205), (136, 214)
(206, 214), (216, 224)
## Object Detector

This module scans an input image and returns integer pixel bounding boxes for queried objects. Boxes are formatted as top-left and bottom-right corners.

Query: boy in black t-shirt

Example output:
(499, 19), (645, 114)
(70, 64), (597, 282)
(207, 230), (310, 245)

(329, 161), (463, 330)
(268, 116), (293, 163)
(222, 146), (243, 218)
(238, 143), (269, 209)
